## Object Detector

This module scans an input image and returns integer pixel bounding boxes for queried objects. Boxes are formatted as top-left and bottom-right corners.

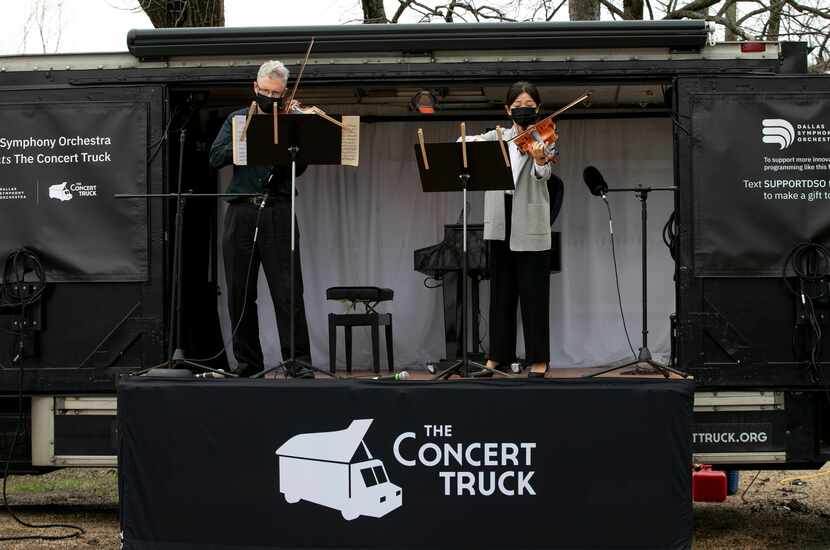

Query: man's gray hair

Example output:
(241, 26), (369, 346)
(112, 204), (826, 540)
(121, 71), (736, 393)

(257, 60), (289, 84)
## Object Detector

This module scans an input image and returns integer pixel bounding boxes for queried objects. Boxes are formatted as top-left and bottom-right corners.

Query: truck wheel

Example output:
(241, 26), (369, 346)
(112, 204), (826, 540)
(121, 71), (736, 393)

(284, 493), (300, 504)
(341, 509), (359, 521)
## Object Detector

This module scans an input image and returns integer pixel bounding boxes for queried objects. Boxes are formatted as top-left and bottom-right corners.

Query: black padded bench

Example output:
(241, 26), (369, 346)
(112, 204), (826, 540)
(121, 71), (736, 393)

(326, 286), (394, 374)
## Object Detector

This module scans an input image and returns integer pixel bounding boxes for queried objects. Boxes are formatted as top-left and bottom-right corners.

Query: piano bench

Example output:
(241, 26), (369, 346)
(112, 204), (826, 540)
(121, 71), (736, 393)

(326, 286), (395, 375)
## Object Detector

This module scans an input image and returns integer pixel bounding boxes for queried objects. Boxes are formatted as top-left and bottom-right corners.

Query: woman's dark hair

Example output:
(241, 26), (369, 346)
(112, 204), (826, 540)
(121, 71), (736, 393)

(505, 81), (541, 107)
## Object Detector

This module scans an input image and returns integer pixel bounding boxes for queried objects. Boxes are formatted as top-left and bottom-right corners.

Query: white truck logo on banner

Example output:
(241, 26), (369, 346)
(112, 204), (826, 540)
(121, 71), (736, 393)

(275, 419), (403, 521)
(761, 118), (795, 150)
(48, 182), (73, 201)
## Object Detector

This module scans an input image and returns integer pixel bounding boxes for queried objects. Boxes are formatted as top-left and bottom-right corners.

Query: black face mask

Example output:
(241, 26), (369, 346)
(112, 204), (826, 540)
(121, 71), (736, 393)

(510, 106), (539, 129)
(255, 93), (282, 114)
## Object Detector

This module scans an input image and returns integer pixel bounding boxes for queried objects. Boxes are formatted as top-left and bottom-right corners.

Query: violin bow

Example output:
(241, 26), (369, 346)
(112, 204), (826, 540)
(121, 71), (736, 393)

(508, 92), (592, 142)
(282, 37), (315, 114)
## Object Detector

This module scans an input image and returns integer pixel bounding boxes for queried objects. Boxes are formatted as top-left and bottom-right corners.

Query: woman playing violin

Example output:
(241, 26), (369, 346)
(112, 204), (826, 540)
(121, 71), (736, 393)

(467, 81), (558, 378)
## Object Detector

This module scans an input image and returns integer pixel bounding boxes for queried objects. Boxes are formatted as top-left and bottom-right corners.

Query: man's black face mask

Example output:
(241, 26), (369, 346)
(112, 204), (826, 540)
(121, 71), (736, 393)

(510, 106), (539, 129)
(255, 93), (283, 113)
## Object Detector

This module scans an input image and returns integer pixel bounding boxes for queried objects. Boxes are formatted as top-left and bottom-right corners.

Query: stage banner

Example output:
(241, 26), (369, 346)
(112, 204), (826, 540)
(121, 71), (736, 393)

(119, 378), (694, 550)
(692, 93), (830, 276)
(0, 103), (148, 281)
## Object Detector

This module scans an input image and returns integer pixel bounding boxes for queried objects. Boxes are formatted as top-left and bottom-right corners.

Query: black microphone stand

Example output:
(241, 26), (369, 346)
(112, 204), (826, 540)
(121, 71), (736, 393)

(117, 106), (261, 377)
(587, 185), (688, 379)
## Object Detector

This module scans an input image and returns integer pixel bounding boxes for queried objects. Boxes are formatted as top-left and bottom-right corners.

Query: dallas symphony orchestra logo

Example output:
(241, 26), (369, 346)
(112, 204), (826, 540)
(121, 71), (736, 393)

(48, 181), (97, 202)
(762, 118), (830, 150)
(275, 418), (538, 521)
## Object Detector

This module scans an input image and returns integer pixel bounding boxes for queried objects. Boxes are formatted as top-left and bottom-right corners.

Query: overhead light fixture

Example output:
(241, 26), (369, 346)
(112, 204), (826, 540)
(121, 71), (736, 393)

(411, 90), (438, 114)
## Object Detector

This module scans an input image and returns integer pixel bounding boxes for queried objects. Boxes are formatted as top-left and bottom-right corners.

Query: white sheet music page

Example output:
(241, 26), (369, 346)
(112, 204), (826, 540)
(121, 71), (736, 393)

(231, 115), (248, 166)
(340, 116), (360, 167)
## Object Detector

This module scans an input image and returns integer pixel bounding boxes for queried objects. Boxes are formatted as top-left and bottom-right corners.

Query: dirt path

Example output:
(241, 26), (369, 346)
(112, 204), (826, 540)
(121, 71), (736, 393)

(693, 463), (830, 550)
(1, 465), (828, 549)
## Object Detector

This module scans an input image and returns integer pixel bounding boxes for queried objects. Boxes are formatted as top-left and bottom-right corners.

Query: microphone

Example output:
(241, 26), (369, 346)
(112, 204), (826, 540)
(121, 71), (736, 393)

(372, 371), (409, 381)
(195, 370), (233, 379)
(583, 166), (609, 198)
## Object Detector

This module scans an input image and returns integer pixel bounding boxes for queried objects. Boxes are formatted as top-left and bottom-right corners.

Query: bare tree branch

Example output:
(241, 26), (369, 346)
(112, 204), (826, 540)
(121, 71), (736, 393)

(667, 9), (754, 39)
(391, 0), (413, 23)
(664, 0), (721, 19)
(600, 0), (628, 19)
(20, 0), (65, 54)
(715, 0), (735, 17)
(549, 0), (569, 20)
(738, 4), (774, 25)
(385, 1), (516, 22)
(361, 0), (830, 72)
(787, 0), (830, 19)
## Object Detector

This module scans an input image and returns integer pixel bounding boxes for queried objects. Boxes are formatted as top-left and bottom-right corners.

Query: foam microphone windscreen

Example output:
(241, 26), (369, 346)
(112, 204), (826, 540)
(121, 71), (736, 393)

(583, 166), (608, 196)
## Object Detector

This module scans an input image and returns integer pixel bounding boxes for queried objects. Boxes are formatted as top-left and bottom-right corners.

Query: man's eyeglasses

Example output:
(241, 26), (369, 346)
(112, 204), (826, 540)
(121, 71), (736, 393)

(255, 86), (284, 99)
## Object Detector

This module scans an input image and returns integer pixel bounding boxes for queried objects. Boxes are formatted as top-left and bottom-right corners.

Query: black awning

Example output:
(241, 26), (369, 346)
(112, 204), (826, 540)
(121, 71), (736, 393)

(127, 21), (708, 59)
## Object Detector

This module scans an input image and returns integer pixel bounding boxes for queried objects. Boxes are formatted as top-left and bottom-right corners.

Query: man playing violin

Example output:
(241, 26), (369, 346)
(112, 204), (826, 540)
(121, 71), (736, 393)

(209, 60), (313, 378)
(465, 81), (560, 378)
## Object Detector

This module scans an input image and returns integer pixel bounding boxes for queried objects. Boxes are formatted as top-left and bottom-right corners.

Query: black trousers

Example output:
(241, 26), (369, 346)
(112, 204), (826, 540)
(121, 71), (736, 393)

(488, 194), (551, 365)
(222, 201), (311, 374)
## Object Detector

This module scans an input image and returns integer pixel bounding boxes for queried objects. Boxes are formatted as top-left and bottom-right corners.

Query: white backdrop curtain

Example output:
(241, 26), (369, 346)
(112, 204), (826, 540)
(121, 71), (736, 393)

(215, 117), (675, 371)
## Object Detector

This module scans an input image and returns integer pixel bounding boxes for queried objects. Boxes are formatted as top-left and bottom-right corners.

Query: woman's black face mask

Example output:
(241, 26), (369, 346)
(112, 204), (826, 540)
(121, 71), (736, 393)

(510, 106), (539, 129)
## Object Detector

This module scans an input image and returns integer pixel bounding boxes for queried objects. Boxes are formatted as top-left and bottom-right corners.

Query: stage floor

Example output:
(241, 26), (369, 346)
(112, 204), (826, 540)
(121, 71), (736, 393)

(266, 364), (687, 380)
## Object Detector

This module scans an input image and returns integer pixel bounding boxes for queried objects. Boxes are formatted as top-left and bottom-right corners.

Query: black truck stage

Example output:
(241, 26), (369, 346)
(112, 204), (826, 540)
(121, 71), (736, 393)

(0, 21), (827, 474)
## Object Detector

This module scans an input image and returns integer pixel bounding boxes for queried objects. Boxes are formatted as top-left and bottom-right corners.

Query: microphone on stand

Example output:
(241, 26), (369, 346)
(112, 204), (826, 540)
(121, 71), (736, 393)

(584, 166), (613, 235)
(583, 166), (609, 199)
(372, 371), (410, 381)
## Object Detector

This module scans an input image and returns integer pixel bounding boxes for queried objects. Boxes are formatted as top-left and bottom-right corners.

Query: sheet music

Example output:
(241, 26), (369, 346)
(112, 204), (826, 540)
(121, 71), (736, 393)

(340, 115), (360, 167)
(231, 115), (248, 166)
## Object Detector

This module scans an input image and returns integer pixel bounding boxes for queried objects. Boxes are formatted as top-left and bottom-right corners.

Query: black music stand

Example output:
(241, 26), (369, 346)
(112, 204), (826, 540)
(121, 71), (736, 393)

(245, 113), (343, 379)
(414, 140), (514, 379)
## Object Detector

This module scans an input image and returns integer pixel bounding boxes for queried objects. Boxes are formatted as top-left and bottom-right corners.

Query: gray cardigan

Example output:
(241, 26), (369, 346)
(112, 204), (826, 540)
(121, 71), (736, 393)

(467, 127), (553, 252)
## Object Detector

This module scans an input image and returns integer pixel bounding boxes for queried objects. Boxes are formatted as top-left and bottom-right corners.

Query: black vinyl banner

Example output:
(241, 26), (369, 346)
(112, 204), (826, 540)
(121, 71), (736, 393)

(692, 93), (830, 276)
(0, 103), (147, 281)
(119, 378), (694, 550)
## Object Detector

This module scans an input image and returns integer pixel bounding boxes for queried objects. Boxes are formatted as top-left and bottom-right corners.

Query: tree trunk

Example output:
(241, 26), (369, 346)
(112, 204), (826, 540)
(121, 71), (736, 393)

(361, 0), (388, 23)
(724, 1), (737, 40)
(767, 0), (784, 40)
(569, 0), (600, 21)
(140, 0), (224, 28)
(624, 0), (644, 19)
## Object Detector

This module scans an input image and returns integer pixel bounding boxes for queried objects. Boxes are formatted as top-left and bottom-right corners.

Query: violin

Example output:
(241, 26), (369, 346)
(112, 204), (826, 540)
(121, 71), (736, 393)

(510, 92), (591, 162)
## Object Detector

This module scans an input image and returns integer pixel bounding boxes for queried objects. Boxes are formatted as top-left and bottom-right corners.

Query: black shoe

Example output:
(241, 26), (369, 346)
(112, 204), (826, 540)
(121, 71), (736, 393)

(473, 362), (502, 378)
(232, 363), (259, 378)
(286, 365), (315, 379)
(528, 363), (549, 378)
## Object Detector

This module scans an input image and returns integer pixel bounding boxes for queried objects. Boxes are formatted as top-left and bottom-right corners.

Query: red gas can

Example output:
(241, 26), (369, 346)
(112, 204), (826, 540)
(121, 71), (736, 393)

(692, 465), (727, 502)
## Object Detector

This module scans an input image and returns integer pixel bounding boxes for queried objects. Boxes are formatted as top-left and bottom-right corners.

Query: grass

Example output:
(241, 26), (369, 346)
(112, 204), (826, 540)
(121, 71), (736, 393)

(3, 468), (118, 504)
